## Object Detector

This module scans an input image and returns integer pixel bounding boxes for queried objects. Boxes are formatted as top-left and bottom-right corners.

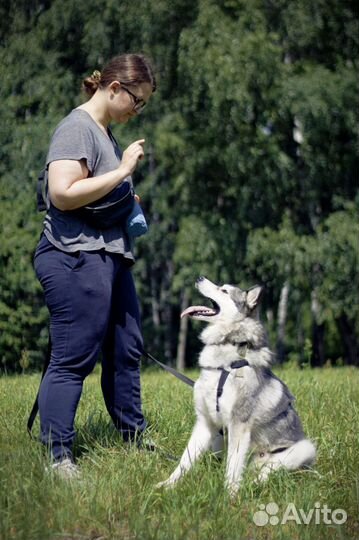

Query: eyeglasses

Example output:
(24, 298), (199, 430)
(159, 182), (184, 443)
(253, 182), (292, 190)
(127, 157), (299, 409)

(120, 84), (147, 113)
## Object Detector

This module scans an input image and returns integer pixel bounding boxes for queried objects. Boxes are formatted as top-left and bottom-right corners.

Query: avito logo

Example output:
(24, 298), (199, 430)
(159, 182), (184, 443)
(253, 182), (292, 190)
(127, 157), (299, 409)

(253, 502), (347, 526)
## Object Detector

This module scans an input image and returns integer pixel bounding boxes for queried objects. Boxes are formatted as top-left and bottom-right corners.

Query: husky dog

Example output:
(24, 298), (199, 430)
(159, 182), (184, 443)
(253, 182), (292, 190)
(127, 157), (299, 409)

(157, 277), (316, 497)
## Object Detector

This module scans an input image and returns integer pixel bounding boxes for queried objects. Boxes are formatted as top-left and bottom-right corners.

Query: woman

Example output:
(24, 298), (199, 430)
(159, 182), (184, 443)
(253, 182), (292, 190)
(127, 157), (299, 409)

(34, 53), (156, 479)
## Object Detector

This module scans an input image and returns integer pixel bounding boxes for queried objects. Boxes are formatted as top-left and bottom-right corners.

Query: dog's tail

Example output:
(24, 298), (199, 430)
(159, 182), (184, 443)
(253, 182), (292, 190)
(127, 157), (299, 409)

(278, 439), (316, 469)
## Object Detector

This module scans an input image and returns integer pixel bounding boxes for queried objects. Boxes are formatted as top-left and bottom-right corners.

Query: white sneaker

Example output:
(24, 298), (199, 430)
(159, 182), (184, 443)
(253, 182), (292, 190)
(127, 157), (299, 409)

(50, 458), (81, 480)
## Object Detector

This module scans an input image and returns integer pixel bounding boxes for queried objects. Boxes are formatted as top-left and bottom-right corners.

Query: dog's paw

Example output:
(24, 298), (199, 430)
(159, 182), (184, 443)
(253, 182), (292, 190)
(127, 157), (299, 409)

(155, 479), (175, 490)
(225, 481), (240, 500)
(255, 470), (270, 484)
(253, 463), (273, 485)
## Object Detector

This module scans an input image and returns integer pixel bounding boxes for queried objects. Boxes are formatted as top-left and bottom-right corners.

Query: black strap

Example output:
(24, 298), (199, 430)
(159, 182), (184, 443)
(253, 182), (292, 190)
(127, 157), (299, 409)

(230, 359), (249, 370)
(36, 168), (47, 212)
(27, 335), (52, 436)
(144, 351), (195, 387)
(216, 369), (230, 412)
(212, 359), (249, 412)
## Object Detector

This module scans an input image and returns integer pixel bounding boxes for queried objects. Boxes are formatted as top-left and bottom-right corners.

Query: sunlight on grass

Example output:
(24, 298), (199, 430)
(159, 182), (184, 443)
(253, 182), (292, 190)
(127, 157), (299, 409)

(0, 366), (358, 540)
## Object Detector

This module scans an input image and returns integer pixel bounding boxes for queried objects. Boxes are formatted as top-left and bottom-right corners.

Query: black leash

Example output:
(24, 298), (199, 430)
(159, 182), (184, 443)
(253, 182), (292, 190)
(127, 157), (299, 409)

(28, 343), (246, 435)
(27, 336), (52, 437)
(145, 351), (250, 413)
(143, 351), (195, 387)
(27, 341), (195, 436)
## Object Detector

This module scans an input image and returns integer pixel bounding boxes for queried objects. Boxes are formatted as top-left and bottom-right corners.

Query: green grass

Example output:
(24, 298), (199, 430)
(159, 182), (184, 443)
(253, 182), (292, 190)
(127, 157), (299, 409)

(1, 366), (358, 540)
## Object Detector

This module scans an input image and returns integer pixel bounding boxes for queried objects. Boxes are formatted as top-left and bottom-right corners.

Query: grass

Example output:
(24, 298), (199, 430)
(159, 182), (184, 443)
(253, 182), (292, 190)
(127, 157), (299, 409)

(0, 365), (358, 540)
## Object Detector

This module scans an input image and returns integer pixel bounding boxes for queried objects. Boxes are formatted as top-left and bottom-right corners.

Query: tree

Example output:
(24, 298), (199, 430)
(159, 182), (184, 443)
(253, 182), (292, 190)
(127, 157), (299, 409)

(246, 206), (359, 365)
(0, 0), (357, 370)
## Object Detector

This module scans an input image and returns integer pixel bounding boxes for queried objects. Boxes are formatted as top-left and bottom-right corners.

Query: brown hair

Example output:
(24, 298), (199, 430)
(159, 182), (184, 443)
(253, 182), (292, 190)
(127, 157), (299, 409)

(82, 53), (156, 97)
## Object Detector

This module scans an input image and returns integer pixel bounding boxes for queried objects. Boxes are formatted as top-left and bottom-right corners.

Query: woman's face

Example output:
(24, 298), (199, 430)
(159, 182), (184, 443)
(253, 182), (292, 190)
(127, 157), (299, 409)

(108, 81), (153, 123)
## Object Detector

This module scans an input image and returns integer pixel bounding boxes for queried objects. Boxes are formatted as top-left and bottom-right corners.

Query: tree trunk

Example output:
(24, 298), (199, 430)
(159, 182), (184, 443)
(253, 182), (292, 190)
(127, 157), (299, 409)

(310, 289), (325, 367)
(296, 309), (305, 366)
(150, 274), (161, 322)
(336, 314), (359, 366)
(162, 260), (175, 364)
(276, 281), (290, 363)
(176, 290), (189, 370)
(149, 265), (163, 356)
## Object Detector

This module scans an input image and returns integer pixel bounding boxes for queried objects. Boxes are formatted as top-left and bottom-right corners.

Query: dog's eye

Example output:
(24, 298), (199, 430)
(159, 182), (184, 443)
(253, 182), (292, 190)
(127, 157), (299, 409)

(221, 288), (229, 294)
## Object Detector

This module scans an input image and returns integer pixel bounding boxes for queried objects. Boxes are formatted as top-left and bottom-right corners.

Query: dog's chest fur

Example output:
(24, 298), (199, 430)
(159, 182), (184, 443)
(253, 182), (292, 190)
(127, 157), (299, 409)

(194, 343), (296, 436)
(194, 343), (249, 424)
(194, 367), (247, 427)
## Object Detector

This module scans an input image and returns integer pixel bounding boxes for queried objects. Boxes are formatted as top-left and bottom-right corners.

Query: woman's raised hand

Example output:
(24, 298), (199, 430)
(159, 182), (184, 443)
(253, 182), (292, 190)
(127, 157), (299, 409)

(121, 139), (145, 175)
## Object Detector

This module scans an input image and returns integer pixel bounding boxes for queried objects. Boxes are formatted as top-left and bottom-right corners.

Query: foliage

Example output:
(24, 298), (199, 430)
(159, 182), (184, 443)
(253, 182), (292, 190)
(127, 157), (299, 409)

(0, 0), (358, 370)
(314, 205), (359, 326)
(246, 205), (359, 360)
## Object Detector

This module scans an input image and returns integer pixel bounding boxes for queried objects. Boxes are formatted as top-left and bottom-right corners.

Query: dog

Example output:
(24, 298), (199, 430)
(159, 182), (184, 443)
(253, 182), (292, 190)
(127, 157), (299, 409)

(157, 277), (316, 497)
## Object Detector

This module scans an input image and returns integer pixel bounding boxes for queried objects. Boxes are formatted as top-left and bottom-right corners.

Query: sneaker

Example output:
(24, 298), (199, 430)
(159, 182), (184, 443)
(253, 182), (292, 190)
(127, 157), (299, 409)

(137, 437), (158, 452)
(123, 436), (178, 461)
(50, 458), (81, 480)
(123, 436), (158, 452)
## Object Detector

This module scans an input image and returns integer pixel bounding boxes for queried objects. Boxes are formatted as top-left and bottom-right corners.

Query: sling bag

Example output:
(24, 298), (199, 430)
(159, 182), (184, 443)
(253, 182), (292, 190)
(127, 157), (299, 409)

(37, 168), (135, 229)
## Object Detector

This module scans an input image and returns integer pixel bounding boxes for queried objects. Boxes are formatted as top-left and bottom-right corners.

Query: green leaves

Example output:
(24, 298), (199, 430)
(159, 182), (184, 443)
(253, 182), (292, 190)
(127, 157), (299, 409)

(0, 0), (357, 369)
(246, 205), (359, 341)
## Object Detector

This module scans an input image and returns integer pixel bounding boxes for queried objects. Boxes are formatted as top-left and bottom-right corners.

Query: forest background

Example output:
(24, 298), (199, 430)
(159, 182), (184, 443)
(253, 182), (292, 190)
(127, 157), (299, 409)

(0, 0), (358, 373)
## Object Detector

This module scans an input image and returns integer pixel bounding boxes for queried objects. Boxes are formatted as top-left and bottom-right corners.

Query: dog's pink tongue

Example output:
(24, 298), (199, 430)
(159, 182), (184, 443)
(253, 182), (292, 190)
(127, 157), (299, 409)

(180, 305), (210, 318)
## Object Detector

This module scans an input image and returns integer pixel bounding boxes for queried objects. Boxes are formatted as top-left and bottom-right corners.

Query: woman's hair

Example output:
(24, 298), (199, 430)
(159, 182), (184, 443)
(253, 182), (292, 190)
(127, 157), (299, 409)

(82, 53), (156, 97)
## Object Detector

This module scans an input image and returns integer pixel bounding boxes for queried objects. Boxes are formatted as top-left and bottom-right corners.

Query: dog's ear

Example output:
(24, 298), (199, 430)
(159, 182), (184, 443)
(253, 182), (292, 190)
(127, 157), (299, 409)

(246, 285), (264, 310)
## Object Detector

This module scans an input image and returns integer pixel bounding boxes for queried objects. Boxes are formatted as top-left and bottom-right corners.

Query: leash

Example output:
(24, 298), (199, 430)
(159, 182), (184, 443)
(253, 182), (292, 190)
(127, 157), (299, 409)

(27, 341), (195, 436)
(27, 336), (52, 437)
(143, 351), (195, 387)
(145, 347), (250, 413)
(28, 342), (248, 435)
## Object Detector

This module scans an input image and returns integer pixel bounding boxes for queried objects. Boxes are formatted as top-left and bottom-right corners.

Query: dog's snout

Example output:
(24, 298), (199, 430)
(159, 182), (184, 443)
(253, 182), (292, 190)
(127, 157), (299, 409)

(196, 276), (206, 283)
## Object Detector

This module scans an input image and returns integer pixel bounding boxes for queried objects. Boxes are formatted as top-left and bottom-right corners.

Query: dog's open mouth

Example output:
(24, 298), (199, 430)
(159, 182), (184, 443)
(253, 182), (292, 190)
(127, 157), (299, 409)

(181, 300), (220, 319)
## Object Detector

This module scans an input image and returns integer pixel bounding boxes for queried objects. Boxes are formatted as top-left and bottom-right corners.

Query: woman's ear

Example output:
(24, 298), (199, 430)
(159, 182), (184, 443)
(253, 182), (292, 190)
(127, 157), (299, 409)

(109, 80), (121, 94)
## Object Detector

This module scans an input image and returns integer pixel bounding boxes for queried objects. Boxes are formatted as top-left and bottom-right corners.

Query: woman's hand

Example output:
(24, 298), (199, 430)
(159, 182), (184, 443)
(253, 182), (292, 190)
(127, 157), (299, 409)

(48, 139), (146, 211)
(120, 139), (145, 176)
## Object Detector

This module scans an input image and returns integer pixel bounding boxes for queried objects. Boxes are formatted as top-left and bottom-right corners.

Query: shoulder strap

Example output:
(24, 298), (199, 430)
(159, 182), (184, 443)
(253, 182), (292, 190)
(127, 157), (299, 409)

(36, 168), (48, 212)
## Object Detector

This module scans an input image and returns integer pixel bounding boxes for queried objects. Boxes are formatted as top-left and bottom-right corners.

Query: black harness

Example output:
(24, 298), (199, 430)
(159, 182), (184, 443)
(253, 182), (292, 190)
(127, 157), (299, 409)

(202, 359), (249, 412)
(201, 342), (250, 412)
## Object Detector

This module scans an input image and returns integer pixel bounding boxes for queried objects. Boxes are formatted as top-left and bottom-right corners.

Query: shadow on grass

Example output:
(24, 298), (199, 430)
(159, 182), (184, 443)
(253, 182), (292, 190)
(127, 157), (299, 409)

(73, 411), (166, 459)
(73, 410), (126, 458)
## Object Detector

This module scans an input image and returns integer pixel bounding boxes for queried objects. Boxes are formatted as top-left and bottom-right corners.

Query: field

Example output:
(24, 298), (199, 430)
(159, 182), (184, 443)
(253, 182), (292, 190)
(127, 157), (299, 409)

(0, 365), (358, 540)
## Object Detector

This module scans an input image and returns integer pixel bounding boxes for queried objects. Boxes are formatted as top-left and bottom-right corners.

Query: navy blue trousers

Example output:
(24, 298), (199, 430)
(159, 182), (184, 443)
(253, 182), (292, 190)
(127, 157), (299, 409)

(34, 235), (146, 460)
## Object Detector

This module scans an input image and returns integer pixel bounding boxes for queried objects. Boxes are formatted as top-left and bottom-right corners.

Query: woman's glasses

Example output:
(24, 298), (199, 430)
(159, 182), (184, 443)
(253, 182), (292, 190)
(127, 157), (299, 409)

(120, 85), (147, 113)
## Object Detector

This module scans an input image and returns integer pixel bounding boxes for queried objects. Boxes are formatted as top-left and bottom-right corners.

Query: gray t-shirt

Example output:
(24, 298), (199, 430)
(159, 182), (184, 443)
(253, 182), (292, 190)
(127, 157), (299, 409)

(42, 108), (134, 263)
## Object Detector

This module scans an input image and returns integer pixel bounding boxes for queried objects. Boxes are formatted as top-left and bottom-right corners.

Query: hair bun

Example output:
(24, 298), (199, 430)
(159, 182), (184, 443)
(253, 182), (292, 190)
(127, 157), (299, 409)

(82, 70), (102, 96)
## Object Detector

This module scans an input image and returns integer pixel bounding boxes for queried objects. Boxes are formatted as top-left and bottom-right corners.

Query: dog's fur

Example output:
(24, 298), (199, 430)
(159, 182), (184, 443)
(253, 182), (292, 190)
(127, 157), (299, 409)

(157, 277), (316, 496)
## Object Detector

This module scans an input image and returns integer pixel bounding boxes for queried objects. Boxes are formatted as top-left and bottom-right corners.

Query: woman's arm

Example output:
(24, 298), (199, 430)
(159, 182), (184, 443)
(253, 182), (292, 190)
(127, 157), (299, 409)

(48, 139), (145, 211)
